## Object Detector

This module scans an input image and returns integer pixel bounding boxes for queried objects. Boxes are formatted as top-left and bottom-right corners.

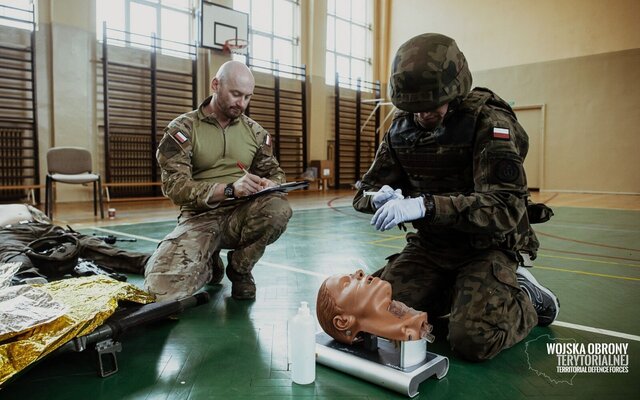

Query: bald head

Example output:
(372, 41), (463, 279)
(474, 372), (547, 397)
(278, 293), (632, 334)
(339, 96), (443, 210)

(215, 60), (254, 86)
(208, 61), (255, 124)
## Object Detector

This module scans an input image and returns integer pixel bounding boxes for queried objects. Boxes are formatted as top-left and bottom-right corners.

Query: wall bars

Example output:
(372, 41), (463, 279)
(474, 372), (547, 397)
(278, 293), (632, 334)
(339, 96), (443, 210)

(99, 23), (197, 200)
(333, 74), (381, 188)
(247, 59), (308, 179)
(0, 3), (40, 204)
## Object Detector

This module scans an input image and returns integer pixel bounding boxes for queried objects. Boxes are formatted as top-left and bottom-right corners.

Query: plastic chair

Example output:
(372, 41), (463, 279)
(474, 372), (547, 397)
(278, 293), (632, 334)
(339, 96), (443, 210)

(45, 147), (104, 219)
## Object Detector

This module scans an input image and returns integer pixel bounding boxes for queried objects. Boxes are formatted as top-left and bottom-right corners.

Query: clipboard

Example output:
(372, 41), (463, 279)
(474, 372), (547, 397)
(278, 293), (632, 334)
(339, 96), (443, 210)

(242, 180), (310, 200)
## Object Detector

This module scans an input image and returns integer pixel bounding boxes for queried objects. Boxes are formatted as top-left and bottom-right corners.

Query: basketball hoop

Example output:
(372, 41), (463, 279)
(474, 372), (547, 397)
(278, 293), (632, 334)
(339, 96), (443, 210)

(222, 38), (249, 55)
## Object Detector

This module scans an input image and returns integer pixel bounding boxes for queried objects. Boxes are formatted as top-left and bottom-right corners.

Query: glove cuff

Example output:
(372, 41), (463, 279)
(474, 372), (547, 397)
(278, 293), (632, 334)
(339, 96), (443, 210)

(422, 194), (436, 222)
(410, 196), (426, 219)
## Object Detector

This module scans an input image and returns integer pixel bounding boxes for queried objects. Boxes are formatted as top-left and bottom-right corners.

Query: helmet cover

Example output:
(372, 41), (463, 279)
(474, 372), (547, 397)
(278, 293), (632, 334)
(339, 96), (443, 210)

(390, 33), (472, 112)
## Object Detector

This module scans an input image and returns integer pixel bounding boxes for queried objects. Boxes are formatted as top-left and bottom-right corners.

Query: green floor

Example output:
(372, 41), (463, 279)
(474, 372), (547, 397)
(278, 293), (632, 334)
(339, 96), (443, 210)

(3, 199), (639, 399)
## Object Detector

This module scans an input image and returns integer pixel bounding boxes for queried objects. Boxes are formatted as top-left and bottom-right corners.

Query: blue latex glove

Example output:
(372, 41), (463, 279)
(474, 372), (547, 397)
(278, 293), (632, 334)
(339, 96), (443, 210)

(371, 185), (404, 209)
(371, 197), (426, 231)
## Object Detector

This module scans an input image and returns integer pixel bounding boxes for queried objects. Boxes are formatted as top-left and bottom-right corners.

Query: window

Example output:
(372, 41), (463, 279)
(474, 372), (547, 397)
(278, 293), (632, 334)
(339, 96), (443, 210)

(233, 0), (300, 72)
(96, 0), (194, 57)
(0, 0), (34, 31)
(326, 0), (373, 87)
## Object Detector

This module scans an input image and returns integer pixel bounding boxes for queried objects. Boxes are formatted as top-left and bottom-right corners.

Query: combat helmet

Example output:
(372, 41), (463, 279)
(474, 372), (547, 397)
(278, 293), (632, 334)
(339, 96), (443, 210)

(25, 234), (80, 277)
(389, 33), (472, 112)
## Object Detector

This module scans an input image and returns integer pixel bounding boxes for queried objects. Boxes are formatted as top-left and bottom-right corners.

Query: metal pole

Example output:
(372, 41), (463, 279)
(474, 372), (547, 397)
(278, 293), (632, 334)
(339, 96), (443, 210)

(29, 3), (40, 203)
(374, 80), (381, 150)
(102, 21), (111, 183)
(191, 45), (198, 109)
(334, 72), (340, 189)
(355, 78), (362, 180)
(301, 64), (308, 172)
(150, 33), (158, 190)
(274, 60), (281, 160)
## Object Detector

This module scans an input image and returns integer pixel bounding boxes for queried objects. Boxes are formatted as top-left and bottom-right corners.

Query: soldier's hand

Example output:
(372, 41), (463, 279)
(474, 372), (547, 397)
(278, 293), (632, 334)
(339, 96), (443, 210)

(233, 173), (264, 197)
(259, 178), (277, 189)
(371, 185), (404, 209)
(371, 197), (425, 231)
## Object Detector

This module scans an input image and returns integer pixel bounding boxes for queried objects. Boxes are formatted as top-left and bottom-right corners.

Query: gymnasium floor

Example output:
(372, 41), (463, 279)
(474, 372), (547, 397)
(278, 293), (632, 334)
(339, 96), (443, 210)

(2, 190), (639, 399)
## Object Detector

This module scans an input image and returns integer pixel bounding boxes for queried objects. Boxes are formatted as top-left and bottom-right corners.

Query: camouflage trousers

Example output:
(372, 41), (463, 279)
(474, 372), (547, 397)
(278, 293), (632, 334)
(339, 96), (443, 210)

(144, 194), (292, 301)
(377, 232), (537, 361)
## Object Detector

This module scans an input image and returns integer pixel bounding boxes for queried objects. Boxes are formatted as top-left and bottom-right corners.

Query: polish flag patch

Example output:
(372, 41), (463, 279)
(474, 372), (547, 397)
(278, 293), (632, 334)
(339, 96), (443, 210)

(265, 134), (272, 146)
(174, 131), (188, 143)
(493, 127), (510, 140)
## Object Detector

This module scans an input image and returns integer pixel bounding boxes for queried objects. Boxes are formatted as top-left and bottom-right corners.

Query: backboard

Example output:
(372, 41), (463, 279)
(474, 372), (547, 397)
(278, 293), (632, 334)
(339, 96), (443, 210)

(200, 1), (249, 55)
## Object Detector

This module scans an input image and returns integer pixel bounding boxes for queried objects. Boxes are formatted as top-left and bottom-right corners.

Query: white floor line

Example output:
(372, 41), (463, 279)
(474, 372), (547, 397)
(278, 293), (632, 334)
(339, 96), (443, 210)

(551, 320), (640, 342)
(255, 259), (329, 278)
(90, 226), (640, 342)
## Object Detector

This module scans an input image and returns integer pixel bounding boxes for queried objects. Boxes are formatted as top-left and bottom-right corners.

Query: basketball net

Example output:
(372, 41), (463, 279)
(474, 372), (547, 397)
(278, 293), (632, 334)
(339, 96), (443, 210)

(222, 38), (249, 56)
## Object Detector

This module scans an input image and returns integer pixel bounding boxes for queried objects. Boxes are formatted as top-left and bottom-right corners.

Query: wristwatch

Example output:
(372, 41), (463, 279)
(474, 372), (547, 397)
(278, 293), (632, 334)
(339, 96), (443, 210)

(224, 183), (235, 199)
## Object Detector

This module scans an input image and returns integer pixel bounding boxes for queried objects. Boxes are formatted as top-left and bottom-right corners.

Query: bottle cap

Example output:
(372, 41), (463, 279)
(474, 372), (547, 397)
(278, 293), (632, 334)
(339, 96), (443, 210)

(298, 301), (310, 315)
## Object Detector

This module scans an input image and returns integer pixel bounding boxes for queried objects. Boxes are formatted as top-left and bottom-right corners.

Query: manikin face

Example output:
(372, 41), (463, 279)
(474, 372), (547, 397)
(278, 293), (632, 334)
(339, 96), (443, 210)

(210, 73), (254, 121)
(414, 103), (449, 130)
(317, 270), (431, 344)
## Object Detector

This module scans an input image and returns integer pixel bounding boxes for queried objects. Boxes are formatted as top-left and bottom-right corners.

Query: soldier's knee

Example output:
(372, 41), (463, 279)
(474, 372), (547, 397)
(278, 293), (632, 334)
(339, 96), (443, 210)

(144, 268), (203, 302)
(448, 322), (503, 362)
(144, 272), (180, 302)
(262, 196), (292, 229)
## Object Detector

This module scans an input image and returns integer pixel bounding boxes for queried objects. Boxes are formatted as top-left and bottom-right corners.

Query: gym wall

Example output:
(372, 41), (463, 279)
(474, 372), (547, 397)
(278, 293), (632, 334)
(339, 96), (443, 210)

(387, 0), (640, 193)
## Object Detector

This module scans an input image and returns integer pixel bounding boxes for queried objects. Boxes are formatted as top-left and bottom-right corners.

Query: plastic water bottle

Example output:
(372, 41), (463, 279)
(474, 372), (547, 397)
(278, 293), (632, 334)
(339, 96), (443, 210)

(289, 301), (316, 384)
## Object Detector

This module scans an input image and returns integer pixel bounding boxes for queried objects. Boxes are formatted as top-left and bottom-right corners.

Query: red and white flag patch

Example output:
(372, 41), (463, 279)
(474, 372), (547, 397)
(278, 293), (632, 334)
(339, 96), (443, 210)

(174, 131), (188, 143)
(493, 127), (510, 140)
(265, 134), (272, 147)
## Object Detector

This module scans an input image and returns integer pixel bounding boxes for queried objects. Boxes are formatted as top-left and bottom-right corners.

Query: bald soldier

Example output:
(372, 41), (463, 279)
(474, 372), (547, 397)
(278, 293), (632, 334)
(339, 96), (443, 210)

(144, 61), (292, 301)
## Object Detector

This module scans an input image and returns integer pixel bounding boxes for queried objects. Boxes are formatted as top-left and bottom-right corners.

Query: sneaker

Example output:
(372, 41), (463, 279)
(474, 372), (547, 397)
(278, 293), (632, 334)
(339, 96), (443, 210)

(208, 251), (225, 285)
(516, 266), (560, 327)
(225, 251), (256, 300)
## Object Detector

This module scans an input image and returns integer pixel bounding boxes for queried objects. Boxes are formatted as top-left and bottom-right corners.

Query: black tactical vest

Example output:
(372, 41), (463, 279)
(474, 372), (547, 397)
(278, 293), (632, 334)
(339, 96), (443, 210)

(388, 90), (492, 196)
(387, 90), (542, 256)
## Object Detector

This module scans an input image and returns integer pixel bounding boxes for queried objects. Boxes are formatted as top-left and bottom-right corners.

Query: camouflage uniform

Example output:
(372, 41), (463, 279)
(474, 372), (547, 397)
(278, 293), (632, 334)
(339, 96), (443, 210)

(0, 205), (149, 284)
(353, 33), (540, 361)
(144, 96), (292, 301)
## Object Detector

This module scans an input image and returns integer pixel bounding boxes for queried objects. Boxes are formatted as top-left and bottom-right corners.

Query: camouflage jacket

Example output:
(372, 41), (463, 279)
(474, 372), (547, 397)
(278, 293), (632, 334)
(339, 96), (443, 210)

(157, 96), (285, 212)
(354, 88), (541, 255)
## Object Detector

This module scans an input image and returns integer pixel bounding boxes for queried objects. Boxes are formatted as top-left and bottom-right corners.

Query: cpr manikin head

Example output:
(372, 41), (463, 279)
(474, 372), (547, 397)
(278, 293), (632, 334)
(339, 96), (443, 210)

(316, 270), (432, 344)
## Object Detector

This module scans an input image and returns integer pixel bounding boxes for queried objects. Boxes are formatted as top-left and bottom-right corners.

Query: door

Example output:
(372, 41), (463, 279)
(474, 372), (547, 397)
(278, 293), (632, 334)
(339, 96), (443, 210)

(514, 106), (544, 190)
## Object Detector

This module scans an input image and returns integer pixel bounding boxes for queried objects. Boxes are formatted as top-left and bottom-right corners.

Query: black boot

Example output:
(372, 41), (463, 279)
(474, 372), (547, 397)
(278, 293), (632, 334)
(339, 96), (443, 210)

(208, 250), (225, 285)
(225, 251), (256, 300)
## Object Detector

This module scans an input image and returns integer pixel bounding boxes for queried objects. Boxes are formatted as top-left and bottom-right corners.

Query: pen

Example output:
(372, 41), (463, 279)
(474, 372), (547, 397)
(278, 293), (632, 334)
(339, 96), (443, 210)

(363, 191), (377, 196)
(237, 161), (249, 175)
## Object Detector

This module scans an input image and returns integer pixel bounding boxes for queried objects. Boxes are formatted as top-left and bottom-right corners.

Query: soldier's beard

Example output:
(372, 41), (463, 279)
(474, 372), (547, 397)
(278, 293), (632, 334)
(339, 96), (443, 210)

(224, 106), (243, 119)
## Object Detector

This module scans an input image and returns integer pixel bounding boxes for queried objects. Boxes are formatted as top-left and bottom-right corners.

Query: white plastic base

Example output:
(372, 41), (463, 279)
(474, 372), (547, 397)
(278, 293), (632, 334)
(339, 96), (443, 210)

(316, 332), (449, 398)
